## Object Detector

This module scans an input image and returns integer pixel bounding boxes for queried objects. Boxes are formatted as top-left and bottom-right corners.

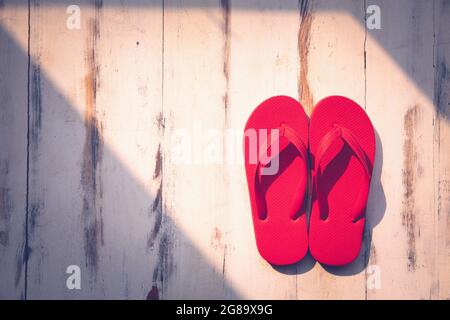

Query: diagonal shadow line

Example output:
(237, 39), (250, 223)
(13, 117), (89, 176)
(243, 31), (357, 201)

(0, 19), (240, 299)
(1, 0), (448, 121)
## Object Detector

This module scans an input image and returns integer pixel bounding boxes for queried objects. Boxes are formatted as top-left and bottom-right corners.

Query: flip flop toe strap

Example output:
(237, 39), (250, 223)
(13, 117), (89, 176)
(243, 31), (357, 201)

(315, 124), (371, 222)
(254, 123), (308, 220)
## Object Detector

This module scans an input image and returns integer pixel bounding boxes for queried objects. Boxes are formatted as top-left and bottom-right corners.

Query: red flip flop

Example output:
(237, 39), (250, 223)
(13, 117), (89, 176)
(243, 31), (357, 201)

(309, 96), (375, 266)
(244, 96), (309, 265)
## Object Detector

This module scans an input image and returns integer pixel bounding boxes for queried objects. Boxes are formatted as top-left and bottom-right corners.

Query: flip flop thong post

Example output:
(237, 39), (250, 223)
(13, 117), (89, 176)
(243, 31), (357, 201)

(244, 96), (309, 265)
(309, 96), (376, 266)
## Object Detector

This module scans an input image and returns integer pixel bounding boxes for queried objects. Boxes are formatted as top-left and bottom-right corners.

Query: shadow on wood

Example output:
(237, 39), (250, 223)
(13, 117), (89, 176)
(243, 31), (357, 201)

(0, 22), (240, 299)
(2, 0), (447, 121)
(273, 129), (386, 276)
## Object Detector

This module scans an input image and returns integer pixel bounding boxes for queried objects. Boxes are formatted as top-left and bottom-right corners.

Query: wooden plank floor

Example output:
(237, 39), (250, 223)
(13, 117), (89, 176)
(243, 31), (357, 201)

(0, 0), (449, 299)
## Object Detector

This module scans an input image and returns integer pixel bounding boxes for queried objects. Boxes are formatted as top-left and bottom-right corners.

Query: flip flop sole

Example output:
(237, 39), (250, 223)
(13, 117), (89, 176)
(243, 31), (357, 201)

(309, 96), (375, 266)
(244, 96), (309, 265)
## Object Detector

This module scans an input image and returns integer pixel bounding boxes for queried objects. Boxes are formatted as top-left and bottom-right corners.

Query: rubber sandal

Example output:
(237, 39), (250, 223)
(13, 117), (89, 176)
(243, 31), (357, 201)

(309, 96), (375, 266)
(244, 96), (309, 265)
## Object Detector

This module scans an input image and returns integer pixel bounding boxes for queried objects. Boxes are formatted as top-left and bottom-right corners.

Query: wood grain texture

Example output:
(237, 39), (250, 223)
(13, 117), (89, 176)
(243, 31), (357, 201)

(295, 0), (367, 300)
(434, 0), (450, 300)
(162, 0), (233, 299)
(225, 0), (300, 299)
(365, 0), (436, 299)
(0, 0), (449, 299)
(0, 2), (28, 299)
(83, 0), (164, 299)
(26, 0), (100, 298)
(25, 0), (163, 298)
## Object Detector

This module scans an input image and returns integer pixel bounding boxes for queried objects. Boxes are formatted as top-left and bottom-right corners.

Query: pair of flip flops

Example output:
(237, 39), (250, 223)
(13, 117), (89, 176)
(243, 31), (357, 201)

(244, 95), (375, 266)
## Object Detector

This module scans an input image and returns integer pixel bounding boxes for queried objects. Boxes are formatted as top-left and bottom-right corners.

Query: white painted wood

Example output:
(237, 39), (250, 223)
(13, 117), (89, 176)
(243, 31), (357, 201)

(434, 0), (450, 300)
(25, 1), (163, 299)
(0, 0), (448, 300)
(84, 1), (164, 299)
(225, 0), (301, 299)
(26, 1), (99, 298)
(365, 0), (436, 299)
(0, 2), (28, 299)
(162, 0), (233, 299)
(294, 0), (367, 300)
